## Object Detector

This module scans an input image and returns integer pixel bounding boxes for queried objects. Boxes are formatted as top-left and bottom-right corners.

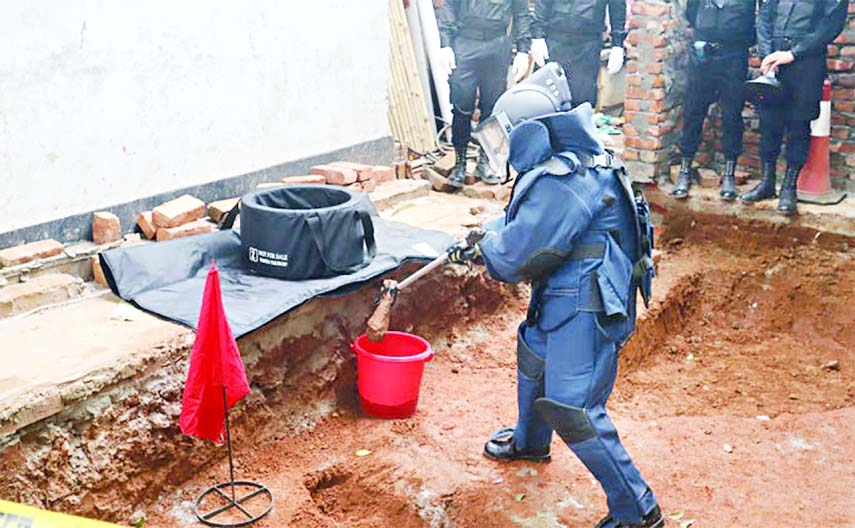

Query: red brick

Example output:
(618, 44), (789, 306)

(91, 254), (108, 288)
(92, 211), (121, 244)
(631, 2), (670, 17)
(331, 162), (374, 181)
(310, 164), (358, 185)
(350, 179), (377, 193)
(281, 175), (326, 186)
(650, 48), (669, 61)
(836, 100), (855, 112)
(827, 59), (854, 71)
(645, 63), (663, 74)
(624, 136), (662, 151)
(372, 165), (396, 183)
(621, 149), (640, 161)
(625, 61), (639, 74)
(152, 195), (205, 228)
(0, 239), (64, 268)
(137, 211), (156, 240)
(651, 74), (665, 88)
(624, 98), (643, 112)
(156, 219), (217, 241)
(207, 198), (240, 223)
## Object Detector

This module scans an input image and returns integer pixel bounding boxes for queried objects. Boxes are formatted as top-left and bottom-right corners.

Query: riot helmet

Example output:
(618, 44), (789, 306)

(473, 63), (573, 175)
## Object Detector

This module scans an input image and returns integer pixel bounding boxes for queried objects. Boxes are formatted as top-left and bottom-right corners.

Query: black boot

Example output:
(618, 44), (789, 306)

(474, 150), (502, 185)
(671, 157), (693, 199)
(740, 162), (777, 202)
(447, 145), (467, 189)
(594, 505), (665, 528)
(777, 164), (801, 215)
(720, 158), (738, 201)
(482, 427), (551, 463)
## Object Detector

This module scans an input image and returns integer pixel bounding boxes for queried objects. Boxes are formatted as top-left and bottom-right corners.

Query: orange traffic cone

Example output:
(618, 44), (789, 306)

(797, 79), (847, 205)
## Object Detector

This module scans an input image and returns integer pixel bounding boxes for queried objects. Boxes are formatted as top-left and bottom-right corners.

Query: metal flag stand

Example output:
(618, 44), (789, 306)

(192, 387), (273, 527)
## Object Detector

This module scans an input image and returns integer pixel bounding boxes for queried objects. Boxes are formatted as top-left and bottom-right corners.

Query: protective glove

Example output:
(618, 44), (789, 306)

(448, 242), (482, 265)
(606, 46), (625, 75)
(530, 38), (549, 67)
(512, 51), (531, 82)
(439, 46), (457, 78)
(464, 227), (489, 247)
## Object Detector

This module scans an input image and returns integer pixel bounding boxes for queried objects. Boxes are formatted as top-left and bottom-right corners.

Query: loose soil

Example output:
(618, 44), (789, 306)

(143, 220), (855, 528)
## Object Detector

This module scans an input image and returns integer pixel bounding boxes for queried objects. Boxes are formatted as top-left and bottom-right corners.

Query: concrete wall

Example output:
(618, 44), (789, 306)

(0, 1), (391, 239)
(623, 0), (855, 190)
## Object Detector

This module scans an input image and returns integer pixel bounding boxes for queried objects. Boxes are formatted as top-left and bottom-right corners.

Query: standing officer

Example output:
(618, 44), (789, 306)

(741, 0), (847, 214)
(530, 0), (627, 109)
(673, 0), (757, 201)
(455, 64), (663, 528)
(437, 0), (531, 189)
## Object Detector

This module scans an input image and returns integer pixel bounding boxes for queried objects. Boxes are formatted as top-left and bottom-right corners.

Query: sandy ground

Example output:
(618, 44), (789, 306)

(138, 221), (855, 528)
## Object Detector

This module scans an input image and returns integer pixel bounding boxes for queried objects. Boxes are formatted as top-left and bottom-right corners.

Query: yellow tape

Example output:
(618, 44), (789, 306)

(0, 500), (122, 528)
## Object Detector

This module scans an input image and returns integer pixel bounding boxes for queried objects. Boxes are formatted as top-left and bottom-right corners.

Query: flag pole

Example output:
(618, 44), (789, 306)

(223, 386), (237, 503)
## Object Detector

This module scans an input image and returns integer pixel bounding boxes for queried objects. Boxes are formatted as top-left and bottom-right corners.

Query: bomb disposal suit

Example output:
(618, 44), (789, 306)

(742, 0), (847, 214)
(463, 64), (662, 528)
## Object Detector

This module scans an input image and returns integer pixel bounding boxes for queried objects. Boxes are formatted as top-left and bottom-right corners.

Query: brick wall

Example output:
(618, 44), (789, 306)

(622, 0), (855, 191)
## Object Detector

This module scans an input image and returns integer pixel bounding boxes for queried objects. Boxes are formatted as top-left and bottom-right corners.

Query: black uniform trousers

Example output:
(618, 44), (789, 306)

(449, 34), (511, 150)
(546, 37), (603, 109)
(759, 52), (827, 166)
(679, 49), (748, 160)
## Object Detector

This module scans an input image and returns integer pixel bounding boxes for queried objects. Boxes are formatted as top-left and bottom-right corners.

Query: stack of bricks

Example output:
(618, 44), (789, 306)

(137, 194), (216, 242)
(625, 0), (855, 190)
(309, 162), (396, 192)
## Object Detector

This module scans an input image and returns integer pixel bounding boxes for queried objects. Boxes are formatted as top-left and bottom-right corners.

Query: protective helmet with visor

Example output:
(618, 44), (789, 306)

(473, 62), (573, 177)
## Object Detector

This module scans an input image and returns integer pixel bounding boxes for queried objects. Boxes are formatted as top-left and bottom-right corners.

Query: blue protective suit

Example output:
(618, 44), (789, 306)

(479, 104), (657, 524)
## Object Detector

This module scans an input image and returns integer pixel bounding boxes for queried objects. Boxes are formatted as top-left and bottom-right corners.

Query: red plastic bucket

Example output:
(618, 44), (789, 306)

(351, 332), (434, 419)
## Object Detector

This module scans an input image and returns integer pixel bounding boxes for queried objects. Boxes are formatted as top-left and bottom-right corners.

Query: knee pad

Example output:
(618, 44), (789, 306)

(517, 325), (544, 381)
(533, 397), (597, 445)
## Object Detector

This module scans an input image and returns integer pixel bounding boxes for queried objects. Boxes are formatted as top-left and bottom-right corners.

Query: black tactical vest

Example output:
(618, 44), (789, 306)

(458, 0), (514, 32)
(547, 0), (609, 37)
(772, 0), (821, 40)
(695, 0), (756, 47)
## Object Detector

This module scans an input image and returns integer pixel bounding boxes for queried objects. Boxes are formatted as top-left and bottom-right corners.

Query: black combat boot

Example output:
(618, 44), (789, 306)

(740, 162), (777, 202)
(474, 150), (502, 185)
(671, 157), (693, 199)
(594, 505), (665, 528)
(483, 427), (551, 463)
(720, 158), (738, 201)
(447, 145), (467, 189)
(777, 164), (801, 215)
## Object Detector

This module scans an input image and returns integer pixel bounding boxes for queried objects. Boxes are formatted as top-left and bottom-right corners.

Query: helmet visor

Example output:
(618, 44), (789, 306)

(472, 111), (513, 177)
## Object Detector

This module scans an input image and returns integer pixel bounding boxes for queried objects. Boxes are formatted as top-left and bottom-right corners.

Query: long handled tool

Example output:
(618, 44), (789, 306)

(365, 251), (450, 342)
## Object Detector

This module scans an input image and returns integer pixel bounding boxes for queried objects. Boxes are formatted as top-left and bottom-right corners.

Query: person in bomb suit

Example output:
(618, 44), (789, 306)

(451, 63), (663, 528)
(673, 0), (758, 201)
(437, 0), (532, 189)
(741, 0), (847, 215)
(530, 0), (627, 109)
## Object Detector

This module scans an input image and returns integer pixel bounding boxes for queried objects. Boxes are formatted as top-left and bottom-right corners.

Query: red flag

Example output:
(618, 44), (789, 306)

(179, 261), (250, 443)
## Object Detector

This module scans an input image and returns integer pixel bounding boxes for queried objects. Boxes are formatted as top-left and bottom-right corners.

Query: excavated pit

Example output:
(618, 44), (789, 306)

(2, 211), (855, 527)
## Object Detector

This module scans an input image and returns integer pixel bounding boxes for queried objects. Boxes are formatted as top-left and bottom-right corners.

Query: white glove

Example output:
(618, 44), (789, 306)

(606, 46), (625, 74)
(439, 46), (457, 78)
(530, 38), (549, 67)
(512, 51), (531, 81)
